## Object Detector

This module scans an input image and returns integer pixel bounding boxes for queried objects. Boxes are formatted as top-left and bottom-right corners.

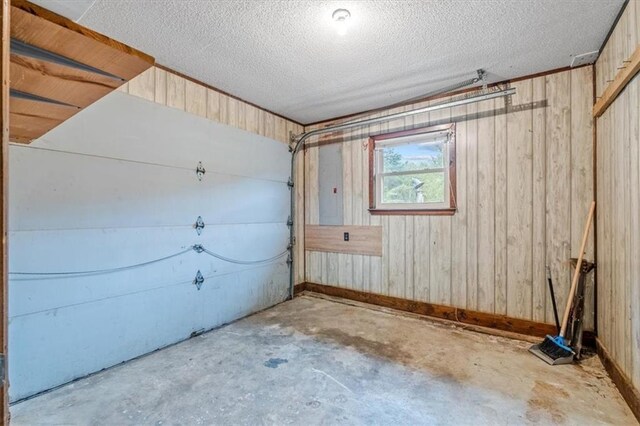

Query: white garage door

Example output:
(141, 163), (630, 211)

(8, 92), (291, 401)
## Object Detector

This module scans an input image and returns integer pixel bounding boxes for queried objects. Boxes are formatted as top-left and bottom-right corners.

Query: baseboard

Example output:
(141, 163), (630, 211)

(297, 282), (595, 344)
(294, 282), (307, 295)
(596, 338), (640, 422)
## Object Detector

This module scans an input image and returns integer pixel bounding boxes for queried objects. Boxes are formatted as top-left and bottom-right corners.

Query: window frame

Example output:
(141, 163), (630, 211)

(368, 123), (457, 216)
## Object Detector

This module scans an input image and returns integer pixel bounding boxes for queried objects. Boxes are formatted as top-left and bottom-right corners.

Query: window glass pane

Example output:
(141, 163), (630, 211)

(382, 141), (444, 173)
(381, 172), (445, 204)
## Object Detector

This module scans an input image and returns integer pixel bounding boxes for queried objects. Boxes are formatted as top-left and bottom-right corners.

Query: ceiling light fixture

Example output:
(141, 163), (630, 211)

(332, 8), (351, 36)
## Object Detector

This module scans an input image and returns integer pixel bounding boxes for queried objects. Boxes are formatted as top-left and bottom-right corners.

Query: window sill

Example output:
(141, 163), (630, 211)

(368, 208), (457, 216)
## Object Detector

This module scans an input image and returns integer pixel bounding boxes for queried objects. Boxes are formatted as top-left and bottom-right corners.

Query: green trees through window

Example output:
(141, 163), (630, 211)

(369, 123), (456, 213)
(381, 144), (446, 204)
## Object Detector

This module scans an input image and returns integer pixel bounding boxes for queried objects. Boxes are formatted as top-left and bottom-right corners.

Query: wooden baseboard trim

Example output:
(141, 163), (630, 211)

(293, 282), (306, 295)
(299, 282), (595, 344)
(596, 338), (640, 422)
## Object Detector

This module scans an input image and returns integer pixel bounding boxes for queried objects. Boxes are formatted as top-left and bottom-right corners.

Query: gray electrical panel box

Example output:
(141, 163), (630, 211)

(318, 143), (344, 225)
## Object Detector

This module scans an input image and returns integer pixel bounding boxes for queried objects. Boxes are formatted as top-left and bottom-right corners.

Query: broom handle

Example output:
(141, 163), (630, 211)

(560, 201), (595, 338)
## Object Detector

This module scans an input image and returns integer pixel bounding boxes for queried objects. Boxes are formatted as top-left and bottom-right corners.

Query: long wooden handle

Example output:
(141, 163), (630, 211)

(560, 201), (596, 337)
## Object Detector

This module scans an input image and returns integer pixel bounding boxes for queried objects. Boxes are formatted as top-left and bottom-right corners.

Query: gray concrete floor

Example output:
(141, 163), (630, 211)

(11, 294), (637, 425)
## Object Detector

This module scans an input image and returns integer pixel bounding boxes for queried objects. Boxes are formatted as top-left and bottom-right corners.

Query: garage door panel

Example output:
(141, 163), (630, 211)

(10, 223), (288, 317)
(34, 92), (291, 182)
(9, 91), (291, 401)
(10, 146), (289, 231)
(9, 262), (287, 402)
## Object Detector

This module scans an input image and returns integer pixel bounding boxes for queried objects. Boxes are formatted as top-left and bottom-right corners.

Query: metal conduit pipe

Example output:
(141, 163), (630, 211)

(286, 86), (517, 299)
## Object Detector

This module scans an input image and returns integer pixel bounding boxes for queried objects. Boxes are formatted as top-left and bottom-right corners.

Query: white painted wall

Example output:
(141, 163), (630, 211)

(8, 92), (290, 401)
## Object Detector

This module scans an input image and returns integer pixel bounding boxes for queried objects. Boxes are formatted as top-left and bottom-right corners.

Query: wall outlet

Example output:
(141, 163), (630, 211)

(344, 232), (350, 241)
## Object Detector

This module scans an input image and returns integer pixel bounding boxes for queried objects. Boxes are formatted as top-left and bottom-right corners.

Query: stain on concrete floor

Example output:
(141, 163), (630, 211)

(264, 358), (288, 368)
(10, 295), (638, 425)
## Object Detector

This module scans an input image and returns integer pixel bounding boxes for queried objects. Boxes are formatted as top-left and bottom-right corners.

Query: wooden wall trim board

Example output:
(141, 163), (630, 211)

(1, 0), (8, 421)
(593, 44), (640, 117)
(597, 338), (640, 422)
(294, 282), (306, 296)
(305, 225), (382, 256)
(368, 208), (456, 216)
(591, 63), (599, 336)
(298, 283), (598, 345)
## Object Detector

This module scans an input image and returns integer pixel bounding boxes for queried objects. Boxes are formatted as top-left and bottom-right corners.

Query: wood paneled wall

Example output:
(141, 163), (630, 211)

(122, 66), (306, 285)
(595, 0), (640, 399)
(595, 1), (639, 99)
(303, 67), (595, 328)
(121, 66), (303, 144)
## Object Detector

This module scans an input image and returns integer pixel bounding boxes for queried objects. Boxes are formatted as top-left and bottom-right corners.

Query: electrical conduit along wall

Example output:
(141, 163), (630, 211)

(8, 91), (291, 401)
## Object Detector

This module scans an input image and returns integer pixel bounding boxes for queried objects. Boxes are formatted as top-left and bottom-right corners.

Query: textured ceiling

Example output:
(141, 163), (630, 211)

(33, 0), (623, 124)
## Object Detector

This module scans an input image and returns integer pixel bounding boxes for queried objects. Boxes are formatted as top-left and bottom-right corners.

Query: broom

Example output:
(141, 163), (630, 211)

(534, 201), (595, 363)
(546, 266), (561, 334)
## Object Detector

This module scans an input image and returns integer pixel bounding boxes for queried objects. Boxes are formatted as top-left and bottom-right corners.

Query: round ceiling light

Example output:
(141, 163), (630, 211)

(332, 8), (351, 36)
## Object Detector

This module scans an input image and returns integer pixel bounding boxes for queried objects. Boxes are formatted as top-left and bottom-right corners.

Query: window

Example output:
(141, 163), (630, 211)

(368, 123), (456, 215)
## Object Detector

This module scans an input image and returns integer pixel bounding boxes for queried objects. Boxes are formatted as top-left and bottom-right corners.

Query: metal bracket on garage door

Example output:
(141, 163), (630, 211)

(193, 270), (204, 290)
(0, 353), (5, 383)
(194, 216), (205, 235)
(196, 162), (206, 181)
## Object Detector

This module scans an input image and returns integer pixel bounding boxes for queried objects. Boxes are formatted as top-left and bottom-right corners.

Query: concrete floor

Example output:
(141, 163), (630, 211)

(11, 294), (637, 425)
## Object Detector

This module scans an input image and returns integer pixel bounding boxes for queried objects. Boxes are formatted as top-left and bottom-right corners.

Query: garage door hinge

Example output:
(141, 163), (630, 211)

(0, 354), (5, 383)
(194, 216), (205, 235)
(287, 178), (294, 189)
(287, 216), (293, 227)
(196, 162), (206, 181)
(193, 270), (204, 290)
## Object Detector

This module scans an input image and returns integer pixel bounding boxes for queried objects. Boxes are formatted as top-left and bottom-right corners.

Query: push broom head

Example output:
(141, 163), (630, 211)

(529, 335), (575, 365)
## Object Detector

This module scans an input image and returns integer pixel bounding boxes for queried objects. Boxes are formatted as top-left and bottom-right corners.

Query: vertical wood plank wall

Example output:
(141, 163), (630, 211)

(594, 0), (640, 396)
(122, 67), (306, 285)
(303, 67), (595, 328)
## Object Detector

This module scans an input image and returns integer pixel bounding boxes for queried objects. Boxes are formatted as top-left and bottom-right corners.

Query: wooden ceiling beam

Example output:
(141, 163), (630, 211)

(8, 0), (155, 143)
(10, 54), (120, 107)
(11, 0), (153, 79)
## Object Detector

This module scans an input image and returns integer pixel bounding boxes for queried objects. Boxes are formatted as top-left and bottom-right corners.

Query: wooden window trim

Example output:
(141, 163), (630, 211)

(368, 123), (457, 215)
